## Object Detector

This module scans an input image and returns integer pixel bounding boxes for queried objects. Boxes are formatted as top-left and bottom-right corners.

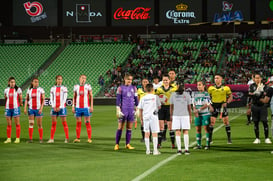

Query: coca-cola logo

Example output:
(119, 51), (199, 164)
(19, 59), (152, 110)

(113, 7), (151, 20)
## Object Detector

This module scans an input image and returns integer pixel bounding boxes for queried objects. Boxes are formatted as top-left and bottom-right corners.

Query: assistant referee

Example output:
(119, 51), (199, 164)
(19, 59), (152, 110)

(208, 74), (233, 144)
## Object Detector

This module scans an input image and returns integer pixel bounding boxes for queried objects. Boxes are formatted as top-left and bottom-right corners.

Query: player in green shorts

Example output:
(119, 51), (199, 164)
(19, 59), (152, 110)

(192, 81), (212, 150)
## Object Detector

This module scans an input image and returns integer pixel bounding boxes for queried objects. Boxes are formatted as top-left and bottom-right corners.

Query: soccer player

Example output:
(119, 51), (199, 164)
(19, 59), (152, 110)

(4, 77), (23, 144)
(249, 73), (272, 144)
(72, 74), (93, 143)
(137, 78), (149, 142)
(47, 75), (69, 143)
(152, 76), (162, 91)
(24, 78), (45, 143)
(155, 74), (177, 148)
(170, 81), (192, 155)
(138, 83), (161, 155)
(246, 74), (255, 125)
(192, 81), (211, 150)
(168, 69), (177, 87)
(208, 74), (233, 144)
(114, 73), (138, 150)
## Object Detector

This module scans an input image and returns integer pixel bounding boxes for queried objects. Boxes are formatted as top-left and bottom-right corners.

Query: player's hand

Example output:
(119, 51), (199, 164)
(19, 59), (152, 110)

(116, 106), (124, 118)
(54, 107), (60, 112)
(38, 109), (42, 114)
(24, 108), (27, 115)
(246, 108), (251, 115)
(135, 108), (140, 118)
(90, 107), (93, 113)
(72, 107), (75, 114)
(190, 116), (192, 124)
(140, 119), (143, 125)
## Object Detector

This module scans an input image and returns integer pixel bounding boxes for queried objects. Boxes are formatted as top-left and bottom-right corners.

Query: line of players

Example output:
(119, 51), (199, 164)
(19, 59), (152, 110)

(3, 74), (93, 144)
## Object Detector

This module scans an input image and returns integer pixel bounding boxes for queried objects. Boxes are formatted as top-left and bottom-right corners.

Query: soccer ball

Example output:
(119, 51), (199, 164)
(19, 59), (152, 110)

(159, 94), (168, 105)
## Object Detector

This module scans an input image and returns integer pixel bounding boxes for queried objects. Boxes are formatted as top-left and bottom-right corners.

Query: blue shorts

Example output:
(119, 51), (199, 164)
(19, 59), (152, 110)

(5, 108), (20, 117)
(51, 108), (67, 117)
(28, 109), (43, 117)
(75, 108), (91, 118)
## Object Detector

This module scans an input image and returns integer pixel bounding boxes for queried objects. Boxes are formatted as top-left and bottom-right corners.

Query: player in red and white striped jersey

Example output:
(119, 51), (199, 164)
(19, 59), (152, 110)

(72, 74), (93, 143)
(47, 75), (69, 143)
(24, 78), (45, 143)
(4, 77), (23, 144)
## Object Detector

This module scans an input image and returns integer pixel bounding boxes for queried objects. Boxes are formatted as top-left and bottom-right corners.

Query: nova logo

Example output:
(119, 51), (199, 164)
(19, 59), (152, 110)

(222, 1), (233, 11)
(23, 1), (47, 23)
(66, 4), (102, 23)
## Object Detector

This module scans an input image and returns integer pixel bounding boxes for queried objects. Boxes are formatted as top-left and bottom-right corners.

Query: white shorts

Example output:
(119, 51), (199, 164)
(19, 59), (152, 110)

(143, 115), (160, 133)
(172, 116), (191, 130)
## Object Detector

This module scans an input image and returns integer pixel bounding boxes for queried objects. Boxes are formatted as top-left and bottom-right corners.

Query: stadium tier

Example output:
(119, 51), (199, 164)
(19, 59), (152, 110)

(38, 42), (135, 98)
(0, 43), (61, 98)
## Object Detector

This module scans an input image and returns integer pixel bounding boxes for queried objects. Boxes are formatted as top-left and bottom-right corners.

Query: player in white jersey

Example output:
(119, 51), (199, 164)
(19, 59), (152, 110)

(72, 74), (93, 143)
(138, 84), (161, 155)
(170, 81), (192, 155)
(4, 77), (23, 144)
(47, 75), (69, 143)
(24, 78), (45, 143)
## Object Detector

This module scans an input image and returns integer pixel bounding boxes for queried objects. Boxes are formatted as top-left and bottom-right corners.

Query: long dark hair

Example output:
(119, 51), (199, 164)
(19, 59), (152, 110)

(8, 77), (19, 91)
(176, 80), (184, 95)
(55, 75), (63, 85)
(30, 77), (39, 89)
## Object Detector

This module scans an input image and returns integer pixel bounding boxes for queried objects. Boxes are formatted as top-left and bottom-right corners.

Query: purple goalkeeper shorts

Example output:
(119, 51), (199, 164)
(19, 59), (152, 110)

(119, 109), (135, 123)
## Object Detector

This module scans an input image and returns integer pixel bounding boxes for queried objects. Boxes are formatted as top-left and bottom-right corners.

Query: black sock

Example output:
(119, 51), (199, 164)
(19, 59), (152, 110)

(247, 115), (251, 122)
(254, 121), (259, 139)
(158, 130), (163, 145)
(141, 126), (144, 140)
(163, 123), (167, 139)
(209, 126), (214, 142)
(169, 130), (175, 144)
(263, 121), (269, 138)
(225, 125), (231, 140)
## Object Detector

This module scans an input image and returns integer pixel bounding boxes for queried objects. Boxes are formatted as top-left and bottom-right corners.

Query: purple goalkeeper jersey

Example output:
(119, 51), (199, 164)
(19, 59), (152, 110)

(116, 85), (138, 112)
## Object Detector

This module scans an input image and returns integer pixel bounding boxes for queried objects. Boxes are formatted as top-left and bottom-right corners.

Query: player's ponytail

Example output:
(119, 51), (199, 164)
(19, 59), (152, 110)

(176, 80), (184, 95)
(8, 77), (19, 91)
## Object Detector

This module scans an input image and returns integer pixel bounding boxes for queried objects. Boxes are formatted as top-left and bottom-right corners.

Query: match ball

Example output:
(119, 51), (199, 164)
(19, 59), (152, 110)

(159, 94), (168, 105)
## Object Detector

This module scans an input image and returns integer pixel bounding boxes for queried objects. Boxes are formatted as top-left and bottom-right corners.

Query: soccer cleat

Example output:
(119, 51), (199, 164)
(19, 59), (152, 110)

(4, 138), (11, 144)
(253, 138), (261, 144)
(125, 144), (135, 149)
(265, 138), (272, 144)
(184, 150), (190, 155)
(146, 150), (151, 155)
(177, 150), (182, 155)
(171, 144), (176, 149)
(153, 150), (161, 155)
(87, 139), (92, 143)
(39, 139), (43, 144)
(64, 139), (69, 143)
(73, 139), (80, 143)
(27, 139), (33, 143)
(47, 139), (54, 143)
(227, 139), (232, 144)
(114, 144), (119, 151)
(14, 138), (20, 144)
(193, 145), (202, 150)
(204, 146), (210, 150)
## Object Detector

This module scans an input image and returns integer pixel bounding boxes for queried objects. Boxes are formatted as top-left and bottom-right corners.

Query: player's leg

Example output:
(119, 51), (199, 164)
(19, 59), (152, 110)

(125, 120), (134, 149)
(143, 121), (151, 154)
(209, 104), (219, 143)
(203, 115), (211, 149)
(37, 116), (43, 143)
(115, 120), (125, 150)
(162, 121), (167, 141)
(4, 114), (12, 143)
(14, 115), (21, 143)
(246, 107), (252, 125)
(158, 106), (166, 148)
(194, 116), (202, 149)
(61, 116), (69, 143)
(222, 106), (231, 144)
(183, 130), (190, 155)
(172, 116), (182, 154)
(252, 105), (261, 144)
(48, 113), (57, 143)
(261, 106), (271, 143)
(151, 115), (160, 155)
(85, 116), (92, 143)
(182, 116), (191, 155)
(27, 113), (35, 143)
(74, 108), (82, 143)
(168, 121), (175, 148)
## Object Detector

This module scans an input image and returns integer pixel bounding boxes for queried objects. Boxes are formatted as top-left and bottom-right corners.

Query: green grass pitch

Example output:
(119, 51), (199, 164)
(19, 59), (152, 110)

(0, 106), (273, 181)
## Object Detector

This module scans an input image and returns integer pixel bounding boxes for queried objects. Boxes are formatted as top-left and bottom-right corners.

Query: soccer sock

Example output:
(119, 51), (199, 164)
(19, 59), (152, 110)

(115, 129), (122, 144)
(145, 138), (150, 152)
(62, 121), (69, 139)
(153, 137), (158, 152)
(254, 121), (259, 139)
(262, 121), (269, 138)
(50, 121), (57, 140)
(163, 123), (167, 139)
(29, 124), (34, 140)
(184, 134), (189, 151)
(16, 124), (21, 138)
(206, 133), (210, 146)
(209, 126), (214, 142)
(7, 125), (11, 138)
(76, 122), (82, 139)
(247, 115), (251, 123)
(141, 126), (144, 140)
(196, 133), (201, 146)
(38, 128), (43, 140)
(225, 125), (231, 140)
(126, 129), (132, 145)
(175, 136), (181, 151)
(85, 122), (92, 139)
(169, 130), (175, 144)
(158, 130), (163, 145)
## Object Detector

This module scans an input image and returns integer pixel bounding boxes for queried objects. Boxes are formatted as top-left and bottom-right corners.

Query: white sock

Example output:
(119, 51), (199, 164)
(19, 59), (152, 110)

(145, 138), (150, 152)
(153, 137), (158, 152)
(176, 136), (181, 151)
(184, 134), (189, 151)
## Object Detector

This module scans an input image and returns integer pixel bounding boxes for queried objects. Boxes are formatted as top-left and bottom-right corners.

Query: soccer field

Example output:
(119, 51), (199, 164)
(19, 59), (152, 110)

(0, 106), (273, 181)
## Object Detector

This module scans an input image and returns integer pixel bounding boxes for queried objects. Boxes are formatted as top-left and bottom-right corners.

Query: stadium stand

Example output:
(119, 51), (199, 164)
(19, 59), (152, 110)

(0, 43), (61, 98)
(38, 42), (135, 98)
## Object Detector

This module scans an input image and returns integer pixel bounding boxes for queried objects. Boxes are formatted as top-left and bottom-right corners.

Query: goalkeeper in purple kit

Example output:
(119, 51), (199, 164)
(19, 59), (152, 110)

(114, 73), (138, 150)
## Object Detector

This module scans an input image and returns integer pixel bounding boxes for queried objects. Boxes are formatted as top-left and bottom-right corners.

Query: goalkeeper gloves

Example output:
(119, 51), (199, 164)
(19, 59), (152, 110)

(116, 106), (124, 118)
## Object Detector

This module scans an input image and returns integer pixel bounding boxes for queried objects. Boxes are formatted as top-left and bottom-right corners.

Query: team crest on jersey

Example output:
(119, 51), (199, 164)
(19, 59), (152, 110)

(32, 93), (37, 97)
(79, 91), (84, 95)
(9, 93), (14, 97)
(127, 92), (132, 97)
(56, 92), (60, 96)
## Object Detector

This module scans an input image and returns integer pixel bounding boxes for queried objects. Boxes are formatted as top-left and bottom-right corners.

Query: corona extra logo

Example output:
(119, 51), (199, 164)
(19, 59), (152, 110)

(176, 3), (188, 11)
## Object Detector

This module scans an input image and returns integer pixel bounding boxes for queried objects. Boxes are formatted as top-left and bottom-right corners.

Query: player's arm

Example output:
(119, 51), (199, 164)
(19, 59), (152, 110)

(72, 91), (76, 113)
(63, 87), (68, 109)
(260, 88), (273, 103)
(39, 93), (45, 114)
(50, 88), (55, 111)
(188, 104), (192, 124)
(24, 94), (29, 115)
(170, 104), (174, 121)
(89, 90), (93, 112)
(226, 87), (233, 103)
(139, 108), (143, 125)
(116, 87), (123, 118)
